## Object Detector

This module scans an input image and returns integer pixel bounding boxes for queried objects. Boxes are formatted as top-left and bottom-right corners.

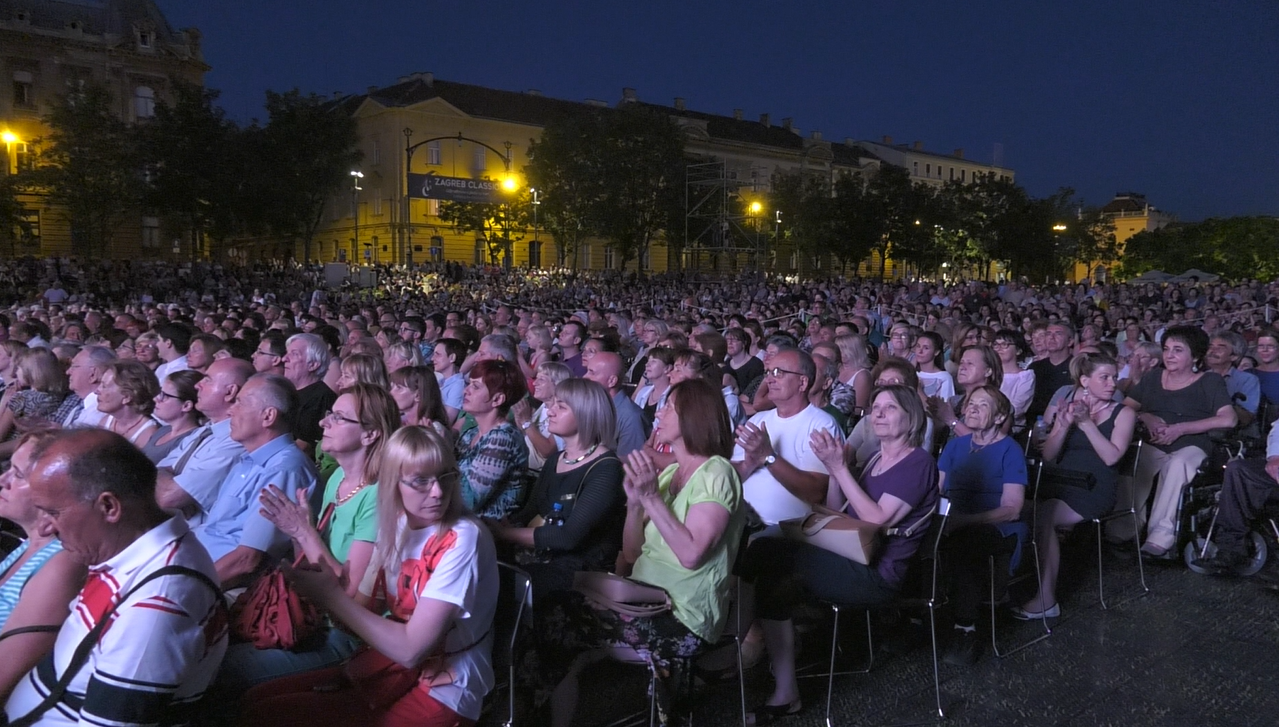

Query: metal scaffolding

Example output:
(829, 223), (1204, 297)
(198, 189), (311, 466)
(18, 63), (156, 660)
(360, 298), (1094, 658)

(683, 160), (767, 273)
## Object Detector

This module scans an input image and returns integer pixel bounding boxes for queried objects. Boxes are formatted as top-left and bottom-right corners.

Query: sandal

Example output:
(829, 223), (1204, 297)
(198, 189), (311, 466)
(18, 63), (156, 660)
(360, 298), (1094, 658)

(746, 699), (802, 725)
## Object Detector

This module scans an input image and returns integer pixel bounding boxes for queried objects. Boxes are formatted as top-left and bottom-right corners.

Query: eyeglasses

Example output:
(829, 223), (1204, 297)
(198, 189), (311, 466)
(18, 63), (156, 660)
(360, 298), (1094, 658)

(400, 473), (456, 492)
(252, 349), (275, 357)
(155, 390), (188, 402)
(322, 410), (361, 426)
(766, 366), (804, 378)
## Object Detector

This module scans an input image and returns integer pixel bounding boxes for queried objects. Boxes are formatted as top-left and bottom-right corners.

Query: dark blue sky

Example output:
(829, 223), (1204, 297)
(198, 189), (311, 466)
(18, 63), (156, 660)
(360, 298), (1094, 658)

(158, 0), (1278, 222)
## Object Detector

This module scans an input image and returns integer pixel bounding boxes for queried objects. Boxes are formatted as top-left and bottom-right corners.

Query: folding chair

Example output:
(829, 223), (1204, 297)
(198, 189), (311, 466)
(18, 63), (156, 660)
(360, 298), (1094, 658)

(803, 499), (951, 726)
(495, 562), (533, 727)
(991, 460), (1052, 658)
(1091, 440), (1149, 608)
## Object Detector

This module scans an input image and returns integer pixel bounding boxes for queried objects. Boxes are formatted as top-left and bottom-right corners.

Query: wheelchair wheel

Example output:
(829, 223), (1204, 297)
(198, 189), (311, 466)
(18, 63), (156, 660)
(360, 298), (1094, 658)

(1183, 531), (1268, 576)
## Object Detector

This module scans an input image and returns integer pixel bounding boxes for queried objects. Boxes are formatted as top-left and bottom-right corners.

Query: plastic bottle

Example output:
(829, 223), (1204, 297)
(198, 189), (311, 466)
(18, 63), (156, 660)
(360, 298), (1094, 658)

(549, 502), (565, 527)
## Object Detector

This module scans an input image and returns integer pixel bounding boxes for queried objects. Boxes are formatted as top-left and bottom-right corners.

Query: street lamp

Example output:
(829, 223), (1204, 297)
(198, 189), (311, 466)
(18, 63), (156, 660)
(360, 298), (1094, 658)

(350, 170), (364, 265)
(1052, 223), (1068, 232)
(531, 187), (541, 268)
(1, 131), (17, 175)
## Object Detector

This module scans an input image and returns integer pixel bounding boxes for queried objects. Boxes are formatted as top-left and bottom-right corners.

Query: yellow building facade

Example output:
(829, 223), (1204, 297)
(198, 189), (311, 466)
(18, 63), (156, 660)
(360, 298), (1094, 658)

(0, 0), (207, 258)
(1068, 192), (1175, 282)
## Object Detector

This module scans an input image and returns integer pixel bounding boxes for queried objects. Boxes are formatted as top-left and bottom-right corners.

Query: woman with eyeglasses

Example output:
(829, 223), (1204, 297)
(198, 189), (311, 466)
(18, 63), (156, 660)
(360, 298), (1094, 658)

(243, 427), (498, 727)
(141, 369), (205, 463)
(215, 383), (401, 697)
(993, 329), (1035, 430)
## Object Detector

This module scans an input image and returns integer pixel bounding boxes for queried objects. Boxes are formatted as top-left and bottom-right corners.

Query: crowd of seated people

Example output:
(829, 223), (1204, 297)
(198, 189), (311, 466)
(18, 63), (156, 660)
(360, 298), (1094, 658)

(1, 259), (1278, 724)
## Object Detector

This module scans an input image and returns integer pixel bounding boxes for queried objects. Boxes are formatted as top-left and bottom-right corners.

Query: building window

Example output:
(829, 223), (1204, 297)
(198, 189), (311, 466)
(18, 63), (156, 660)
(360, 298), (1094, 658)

(13, 71), (34, 108)
(134, 86), (155, 119)
(961, 169), (966, 182)
(473, 146), (486, 172)
(912, 162), (918, 177)
(925, 163), (930, 177)
(426, 199), (439, 217)
(14, 143), (33, 173)
(138, 31), (153, 48)
(141, 216), (160, 248)
(474, 239), (485, 265)
(528, 240), (542, 268)
(427, 141), (441, 165)
(603, 245), (615, 270)
(949, 167), (954, 181)
(14, 208), (40, 247)
(373, 193), (382, 216)
(582, 245), (592, 269)
(371, 139), (380, 165)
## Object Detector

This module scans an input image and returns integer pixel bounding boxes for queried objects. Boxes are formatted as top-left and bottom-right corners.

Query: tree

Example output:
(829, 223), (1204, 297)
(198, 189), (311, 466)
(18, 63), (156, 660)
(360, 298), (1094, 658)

(141, 81), (243, 259)
(771, 170), (833, 265)
(0, 175), (23, 255)
(256, 90), (361, 263)
(526, 112), (605, 268)
(590, 105), (686, 270)
(23, 83), (142, 258)
(1119, 217), (1279, 281)
(438, 189), (532, 266)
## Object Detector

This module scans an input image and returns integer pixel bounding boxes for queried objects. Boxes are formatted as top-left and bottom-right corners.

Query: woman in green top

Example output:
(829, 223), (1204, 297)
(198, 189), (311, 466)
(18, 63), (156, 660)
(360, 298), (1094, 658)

(212, 383), (400, 698)
(534, 379), (745, 727)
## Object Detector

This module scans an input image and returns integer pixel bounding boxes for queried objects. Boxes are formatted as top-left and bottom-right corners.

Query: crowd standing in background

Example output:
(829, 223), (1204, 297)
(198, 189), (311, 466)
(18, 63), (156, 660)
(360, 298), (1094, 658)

(1, 255), (1278, 726)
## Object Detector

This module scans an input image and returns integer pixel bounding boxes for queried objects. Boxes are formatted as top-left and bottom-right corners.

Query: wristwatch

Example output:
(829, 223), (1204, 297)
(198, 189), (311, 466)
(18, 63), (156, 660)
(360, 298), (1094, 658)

(518, 421), (533, 430)
(763, 454), (777, 468)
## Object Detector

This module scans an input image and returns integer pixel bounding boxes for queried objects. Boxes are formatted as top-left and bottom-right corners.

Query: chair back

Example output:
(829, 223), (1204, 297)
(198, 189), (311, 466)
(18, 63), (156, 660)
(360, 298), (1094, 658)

(494, 562), (532, 665)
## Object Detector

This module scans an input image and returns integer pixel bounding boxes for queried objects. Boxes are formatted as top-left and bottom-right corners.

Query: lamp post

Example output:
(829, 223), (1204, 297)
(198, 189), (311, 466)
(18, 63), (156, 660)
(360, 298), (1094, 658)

(349, 170), (364, 265)
(1, 130), (17, 175)
(530, 187), (541, 268)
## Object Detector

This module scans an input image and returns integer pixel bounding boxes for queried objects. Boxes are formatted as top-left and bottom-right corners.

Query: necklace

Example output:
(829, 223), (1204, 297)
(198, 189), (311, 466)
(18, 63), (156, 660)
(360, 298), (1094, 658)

(561, 443), (599, 465)
(336, 478), (370, 505)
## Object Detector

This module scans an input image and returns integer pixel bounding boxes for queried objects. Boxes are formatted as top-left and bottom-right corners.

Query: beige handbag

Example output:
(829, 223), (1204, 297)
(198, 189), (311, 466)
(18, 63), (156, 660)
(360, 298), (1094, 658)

(573, 571), (672, 618)
(781, 504), (883, 565)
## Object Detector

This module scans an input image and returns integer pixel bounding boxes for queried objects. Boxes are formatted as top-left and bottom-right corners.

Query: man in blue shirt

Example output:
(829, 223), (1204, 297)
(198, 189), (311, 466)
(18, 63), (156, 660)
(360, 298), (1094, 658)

(192, 373), (318, 588)
(1206, 331), (1261, 428)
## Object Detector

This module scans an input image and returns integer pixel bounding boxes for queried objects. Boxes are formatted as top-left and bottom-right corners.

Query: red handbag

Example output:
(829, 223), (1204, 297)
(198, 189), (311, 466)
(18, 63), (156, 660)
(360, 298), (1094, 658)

(230, 502), (335, 650)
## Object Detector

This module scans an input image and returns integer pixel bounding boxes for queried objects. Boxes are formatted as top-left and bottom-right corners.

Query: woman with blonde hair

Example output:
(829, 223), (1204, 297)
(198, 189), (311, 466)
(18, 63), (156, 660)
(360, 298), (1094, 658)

(335, 352), (390, 392)
(0, 349), (71, 443)
(836, 332), (874, 412)
(243, 427), (498, 727)
(221, 383), (403, 696)
(490, 378), (625, 599)
(511, 361), (573, 469)
(522, 324), (554, 379)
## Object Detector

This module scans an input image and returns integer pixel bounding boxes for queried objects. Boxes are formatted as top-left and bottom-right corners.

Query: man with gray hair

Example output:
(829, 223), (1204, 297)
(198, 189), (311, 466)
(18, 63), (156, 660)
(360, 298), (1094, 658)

(461, 333), (521, 374)
(192, 373), (317, 587)
(283, 332), (335, 458)
(64, 344), (118, 427)
(5, 429), (227, 727)
(1206, 330), (1260, 427)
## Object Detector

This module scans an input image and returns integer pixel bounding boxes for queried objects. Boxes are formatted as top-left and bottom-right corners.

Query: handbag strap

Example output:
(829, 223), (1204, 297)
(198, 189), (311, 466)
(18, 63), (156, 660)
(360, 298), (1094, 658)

(554, 454), (619, 519)
(0, 624), (61, 644)
(885, 502), (939, 538)
(7, 564), (222, 727)
(171, 425), (214, 476)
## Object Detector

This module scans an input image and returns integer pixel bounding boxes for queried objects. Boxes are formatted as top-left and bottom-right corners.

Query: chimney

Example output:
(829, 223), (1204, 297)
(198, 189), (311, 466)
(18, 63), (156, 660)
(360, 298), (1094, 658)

(953, 148), (964, 159)
(526, 89), (543, 96)
(332, 91), (342, 100)
(621, 87), (637, 103)
(810, 130), (822, 140)
(882, 135), (893, 145)
(912, 140), (923, 150)
(733, 108), (743, 120)
(844, 137), (855, 146)
(781, 117), (793, 131)
(674, 97), (685, 110)
(760, 113), (770, 127)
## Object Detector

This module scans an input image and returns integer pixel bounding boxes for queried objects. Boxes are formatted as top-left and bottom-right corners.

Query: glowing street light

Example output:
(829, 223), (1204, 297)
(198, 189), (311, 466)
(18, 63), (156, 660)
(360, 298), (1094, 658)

(1053, 224), (1068, 232)
(1, 131), (16, 144)
(749, 201), (762, 214)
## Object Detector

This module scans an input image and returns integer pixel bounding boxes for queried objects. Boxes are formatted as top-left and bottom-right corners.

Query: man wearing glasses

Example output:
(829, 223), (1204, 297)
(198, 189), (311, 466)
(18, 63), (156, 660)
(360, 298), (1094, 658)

(732, 348), (845, 529)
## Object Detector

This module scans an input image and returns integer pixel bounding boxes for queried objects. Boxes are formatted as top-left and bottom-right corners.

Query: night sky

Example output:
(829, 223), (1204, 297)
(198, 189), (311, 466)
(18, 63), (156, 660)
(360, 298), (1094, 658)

(157, 0), (1278, 222)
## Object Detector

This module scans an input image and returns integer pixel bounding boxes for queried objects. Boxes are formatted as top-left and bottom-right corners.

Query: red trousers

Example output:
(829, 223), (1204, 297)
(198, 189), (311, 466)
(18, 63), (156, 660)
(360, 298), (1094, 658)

(240, 666), (475, 727)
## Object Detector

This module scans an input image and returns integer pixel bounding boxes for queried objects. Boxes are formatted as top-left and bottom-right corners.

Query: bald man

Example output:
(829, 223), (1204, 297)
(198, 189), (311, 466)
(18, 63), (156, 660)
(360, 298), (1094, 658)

(584, 351), (649, 457)
(155, 357), (255, 521)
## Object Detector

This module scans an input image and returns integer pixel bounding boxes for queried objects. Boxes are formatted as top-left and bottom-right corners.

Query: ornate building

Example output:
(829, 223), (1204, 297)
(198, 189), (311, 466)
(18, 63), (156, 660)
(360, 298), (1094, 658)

(0, 0), (207, 257)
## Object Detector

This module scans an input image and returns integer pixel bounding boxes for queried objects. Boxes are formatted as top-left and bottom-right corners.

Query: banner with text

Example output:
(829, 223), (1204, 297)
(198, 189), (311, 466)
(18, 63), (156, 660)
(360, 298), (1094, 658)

(408, 173), (504, 204)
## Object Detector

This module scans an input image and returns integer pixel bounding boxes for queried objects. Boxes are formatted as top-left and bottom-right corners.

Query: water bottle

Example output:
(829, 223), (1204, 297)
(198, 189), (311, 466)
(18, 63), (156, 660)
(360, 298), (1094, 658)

(549, 502), (565, 527)
(1034, 416), (1048, 443)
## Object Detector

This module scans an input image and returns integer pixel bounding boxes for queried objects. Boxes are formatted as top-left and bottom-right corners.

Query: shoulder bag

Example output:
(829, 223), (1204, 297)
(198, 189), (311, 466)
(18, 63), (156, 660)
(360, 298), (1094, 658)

(6, 565), (221, 727)
(572, 571), (671, 618)
(230, 501), (336, 650)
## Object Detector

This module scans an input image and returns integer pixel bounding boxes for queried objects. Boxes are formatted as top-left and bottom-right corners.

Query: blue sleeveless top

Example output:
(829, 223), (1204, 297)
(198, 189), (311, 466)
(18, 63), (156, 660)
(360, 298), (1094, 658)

(0, 540), (64, 629)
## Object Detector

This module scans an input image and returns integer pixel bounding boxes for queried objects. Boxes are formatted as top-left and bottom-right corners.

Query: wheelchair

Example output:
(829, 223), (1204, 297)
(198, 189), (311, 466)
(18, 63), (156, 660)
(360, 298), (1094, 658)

(1175, 429), (1272, 574)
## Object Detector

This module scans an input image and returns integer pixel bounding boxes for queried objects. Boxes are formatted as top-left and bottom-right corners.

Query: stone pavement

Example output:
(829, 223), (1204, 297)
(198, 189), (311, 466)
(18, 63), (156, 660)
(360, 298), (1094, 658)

(550, 537), (1279, 727)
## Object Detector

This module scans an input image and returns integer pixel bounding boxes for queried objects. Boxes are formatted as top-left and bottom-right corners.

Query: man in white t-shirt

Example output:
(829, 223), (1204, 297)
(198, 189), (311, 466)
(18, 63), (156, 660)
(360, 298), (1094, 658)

(732, 348), (844, 526)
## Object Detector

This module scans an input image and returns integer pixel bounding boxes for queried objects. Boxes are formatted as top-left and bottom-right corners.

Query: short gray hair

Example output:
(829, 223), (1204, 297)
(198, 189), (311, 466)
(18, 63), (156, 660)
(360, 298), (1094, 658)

(1211, 330), (1247, 360)
(554, 378), (618, 451)
(287, 333), (332, 377)
(480, 333), (520, 363)
(247, 373), (298, 434)
(82, 345), (118, 370)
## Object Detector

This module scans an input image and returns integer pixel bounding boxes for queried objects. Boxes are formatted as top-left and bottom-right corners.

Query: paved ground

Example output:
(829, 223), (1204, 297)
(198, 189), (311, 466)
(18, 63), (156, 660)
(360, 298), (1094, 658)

(537, 534), (1279, 727)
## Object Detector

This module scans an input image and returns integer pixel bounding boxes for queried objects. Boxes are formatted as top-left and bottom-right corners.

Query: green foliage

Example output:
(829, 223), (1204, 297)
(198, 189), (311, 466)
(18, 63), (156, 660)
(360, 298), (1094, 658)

(141, 81), (245, 257)
(23, 83), (142, 258)
(1119, 217), (1279, 281)
(526, 111), (606, 268)
(255, 90), (362, 263)
(0, 175), (22, 253)
(438, 189), (532, 266)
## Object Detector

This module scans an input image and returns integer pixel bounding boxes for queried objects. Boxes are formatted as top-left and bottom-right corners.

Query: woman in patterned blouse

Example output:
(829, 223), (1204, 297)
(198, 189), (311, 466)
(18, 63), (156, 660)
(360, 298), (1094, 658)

(456, 359), (529, 518)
